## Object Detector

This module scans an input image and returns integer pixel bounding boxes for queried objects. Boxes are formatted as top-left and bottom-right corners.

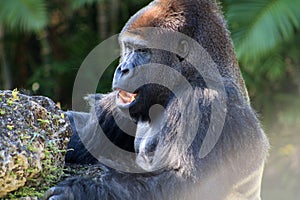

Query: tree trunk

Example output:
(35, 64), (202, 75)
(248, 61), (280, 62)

(0, 25), (12, 89)
(110, 0), (119, 34)
(97, 1), (108, 40)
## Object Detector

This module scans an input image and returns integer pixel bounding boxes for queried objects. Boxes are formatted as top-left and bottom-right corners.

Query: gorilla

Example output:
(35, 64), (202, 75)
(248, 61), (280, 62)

(44, 0), (269, 199)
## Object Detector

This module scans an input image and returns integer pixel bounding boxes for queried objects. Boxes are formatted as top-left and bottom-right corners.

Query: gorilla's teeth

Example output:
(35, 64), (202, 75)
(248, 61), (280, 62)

(130, 95), (136, 102)
(118, 90), (137, 104)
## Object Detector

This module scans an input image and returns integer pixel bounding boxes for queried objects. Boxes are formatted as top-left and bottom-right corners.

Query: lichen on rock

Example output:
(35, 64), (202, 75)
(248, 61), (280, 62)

(0, 89), (73, 198)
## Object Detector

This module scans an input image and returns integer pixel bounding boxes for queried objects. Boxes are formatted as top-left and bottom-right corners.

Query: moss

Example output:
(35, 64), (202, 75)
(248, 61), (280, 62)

(7, 139), (66, 199)
(7, 89), (19, 106)
(8, 186), (45, 199)
(6, 125), (14, 130)
(11, 89), (20, 101)
(0, 109), (6, 115)
(37, 119), (50, 125)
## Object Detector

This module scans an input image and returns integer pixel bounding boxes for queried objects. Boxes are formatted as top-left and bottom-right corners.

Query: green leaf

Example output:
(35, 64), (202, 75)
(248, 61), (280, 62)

(0, 0), (47, 32)
(226, 0), (300, 62)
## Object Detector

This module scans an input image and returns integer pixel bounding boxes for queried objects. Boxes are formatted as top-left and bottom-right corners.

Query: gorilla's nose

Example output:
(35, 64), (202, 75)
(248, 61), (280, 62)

(116, 62), (134, 78)
(118, 65), (129, 74)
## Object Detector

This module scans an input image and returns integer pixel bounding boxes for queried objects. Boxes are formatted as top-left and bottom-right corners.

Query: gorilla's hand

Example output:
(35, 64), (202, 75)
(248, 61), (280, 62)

(43, 177), (102, 200)
(43, 186), (74, 200)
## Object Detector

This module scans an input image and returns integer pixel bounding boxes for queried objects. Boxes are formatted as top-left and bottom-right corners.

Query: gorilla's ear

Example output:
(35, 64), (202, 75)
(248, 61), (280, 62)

(177, 39), (190, 61)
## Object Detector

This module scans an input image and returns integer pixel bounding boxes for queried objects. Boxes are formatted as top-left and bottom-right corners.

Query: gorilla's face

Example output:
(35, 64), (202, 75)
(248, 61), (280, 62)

(112, 32), (176, 122)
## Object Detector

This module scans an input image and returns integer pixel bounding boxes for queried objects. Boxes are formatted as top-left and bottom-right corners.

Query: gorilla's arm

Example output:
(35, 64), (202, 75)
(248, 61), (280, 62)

(65, 93), (135, 165)
(43, 169), (183, 200)
(65, 111), (97, 164)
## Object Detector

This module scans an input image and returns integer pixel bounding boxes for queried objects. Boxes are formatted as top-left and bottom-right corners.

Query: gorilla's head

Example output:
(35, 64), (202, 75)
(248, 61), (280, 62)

(112, 1), (191, 122)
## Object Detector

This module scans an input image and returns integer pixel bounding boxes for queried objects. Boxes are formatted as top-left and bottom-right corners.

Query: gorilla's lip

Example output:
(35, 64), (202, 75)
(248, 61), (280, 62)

(115, 88), (138, 108)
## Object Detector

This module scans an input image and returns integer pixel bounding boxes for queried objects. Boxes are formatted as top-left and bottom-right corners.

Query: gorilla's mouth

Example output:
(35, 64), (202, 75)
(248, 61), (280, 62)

(116, 88), (138, 107)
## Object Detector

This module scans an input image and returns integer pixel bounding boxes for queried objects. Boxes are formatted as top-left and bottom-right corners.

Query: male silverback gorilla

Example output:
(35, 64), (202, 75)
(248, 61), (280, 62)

(44, 0), (269, 199)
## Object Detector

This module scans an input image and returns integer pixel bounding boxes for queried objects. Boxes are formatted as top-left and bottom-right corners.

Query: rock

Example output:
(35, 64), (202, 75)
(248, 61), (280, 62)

(0, 90), (73, 198)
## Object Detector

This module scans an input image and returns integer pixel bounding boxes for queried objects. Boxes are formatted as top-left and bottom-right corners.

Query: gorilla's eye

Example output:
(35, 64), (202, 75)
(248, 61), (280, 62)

(135, 48), (149, 54)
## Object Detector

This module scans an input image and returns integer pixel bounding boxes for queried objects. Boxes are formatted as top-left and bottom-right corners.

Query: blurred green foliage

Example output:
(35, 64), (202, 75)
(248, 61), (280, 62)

(223, 0), (300, 126)
(0, 0), (299, 122)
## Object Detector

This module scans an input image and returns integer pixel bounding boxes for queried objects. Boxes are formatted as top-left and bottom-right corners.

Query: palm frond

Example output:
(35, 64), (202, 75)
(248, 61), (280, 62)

(0, 0), (47, 32)
(226, 0), (300, 62)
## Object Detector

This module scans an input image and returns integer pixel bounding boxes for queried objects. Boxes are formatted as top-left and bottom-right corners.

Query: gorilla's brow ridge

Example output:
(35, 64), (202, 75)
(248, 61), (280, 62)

(120, 32), (149, 48)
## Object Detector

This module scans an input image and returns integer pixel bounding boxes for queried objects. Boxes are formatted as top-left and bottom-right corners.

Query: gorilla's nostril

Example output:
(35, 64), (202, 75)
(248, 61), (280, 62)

(121, 68), (130, 74)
